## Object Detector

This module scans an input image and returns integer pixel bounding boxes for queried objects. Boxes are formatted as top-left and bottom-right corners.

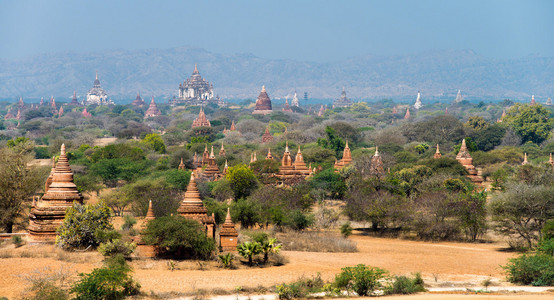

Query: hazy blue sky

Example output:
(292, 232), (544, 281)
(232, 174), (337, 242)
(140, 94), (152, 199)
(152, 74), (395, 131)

(1, 0), (552, 62)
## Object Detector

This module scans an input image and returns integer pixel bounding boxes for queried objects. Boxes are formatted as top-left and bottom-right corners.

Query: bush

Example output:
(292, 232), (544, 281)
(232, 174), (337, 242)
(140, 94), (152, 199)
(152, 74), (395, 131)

(56, 202), (114, 250)
(142, 215), (215, 259)
(503, 254), (554, 286)
(71, 255), (141, 300)
(98, 239), (136, 257)
(12, 235), (24, 247)
(276, 274), (325, 300)
(385, 273), (426, 295)
(121, 215), (136, 231)
(287, 210), (314, 231)
(218, 253), (234, 269)
(341, 222), (353, 238)
(334, 264), (388, 296)
(237, 241), (262, 266)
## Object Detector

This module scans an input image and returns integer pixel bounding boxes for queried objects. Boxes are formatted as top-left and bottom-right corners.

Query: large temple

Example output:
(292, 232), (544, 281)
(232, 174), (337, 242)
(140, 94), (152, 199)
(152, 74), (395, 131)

(176, 65), (223, 106)
(333, 87), (352, 108)
(28, 144), (84, 242)
(131, 92), (146, 106)
(252, 86), (273, 115)
(86, 72), (112, 105)
(413, 92), (423, 110)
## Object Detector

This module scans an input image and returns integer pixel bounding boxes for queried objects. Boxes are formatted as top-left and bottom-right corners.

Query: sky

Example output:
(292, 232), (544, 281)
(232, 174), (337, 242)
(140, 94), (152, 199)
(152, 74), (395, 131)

(1, 0), (553, 62)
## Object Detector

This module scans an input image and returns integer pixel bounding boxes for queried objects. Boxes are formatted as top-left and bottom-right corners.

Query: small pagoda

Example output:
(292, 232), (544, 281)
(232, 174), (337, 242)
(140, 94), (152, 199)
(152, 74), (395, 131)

(252, 86), (272, 115)
(70, 91), (80, 106)
(177, 173), (216, 239)
(28, 144), (84, 242)
(178, 158), (186, 170)
(262, 127), (273, 143)
(369, 147), (385, 177)
(334, 140), (353, 170)
(219, 208), (238, 252)
(434, 144), (442, 159)
(202, 146), (221, 179)
(282, 98), (293, 112)
(144, 97), (161, 118)
(192, 107), (211, 128)
(404, 108), (411, 119)
(455, 139), (483, 184)
(82, 107), (92, 118)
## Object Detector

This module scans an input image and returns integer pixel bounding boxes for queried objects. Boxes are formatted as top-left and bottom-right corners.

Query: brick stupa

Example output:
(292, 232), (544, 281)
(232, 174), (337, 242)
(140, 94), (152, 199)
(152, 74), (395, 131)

(277, 143), (312, 180)
(192, 107), (211, 128)
(28, 144), (84, 242)
(178, 158), (186, 170)
(202, 146), (221, 180)
(144, 96), (161, 118)
(334, 140), (353, 170)
(434, 144), (442, 159)
(177, 173), (215, 239)
(252, 86), (272, 115)
(145, 200), (155, 221)
(369, 147), (385, 177)
(456, 139), (483, 184)
(219, 208), (238, 252)
(262, 127), (274, 143)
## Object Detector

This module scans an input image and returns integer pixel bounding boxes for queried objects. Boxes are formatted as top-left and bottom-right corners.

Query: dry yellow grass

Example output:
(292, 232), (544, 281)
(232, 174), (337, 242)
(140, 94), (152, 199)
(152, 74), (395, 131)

(0, 233), (527, 299)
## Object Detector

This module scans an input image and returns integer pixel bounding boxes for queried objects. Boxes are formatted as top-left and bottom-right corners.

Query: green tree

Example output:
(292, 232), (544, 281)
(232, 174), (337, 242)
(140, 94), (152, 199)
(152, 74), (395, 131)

(142, 215), (215, 259)
(237, 241), (262, 266)
(504, 104), (554, 144)
(226, 164), (258, 199)
(0, 147), (42, 233)
(56, 202), (114, 250)
(458, 191), (487, 241)
(490, 183), (554, 248)
(260, 238), (282, 263)
(317, 126), (346, 157)
(142, 133), (166, 153)
(465, 116), (489, 130)
(334, 264), (388, 296)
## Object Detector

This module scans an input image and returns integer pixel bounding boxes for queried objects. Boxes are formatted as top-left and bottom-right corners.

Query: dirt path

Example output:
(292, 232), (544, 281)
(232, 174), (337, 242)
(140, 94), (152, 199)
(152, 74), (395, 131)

(0, 234), (536, 299)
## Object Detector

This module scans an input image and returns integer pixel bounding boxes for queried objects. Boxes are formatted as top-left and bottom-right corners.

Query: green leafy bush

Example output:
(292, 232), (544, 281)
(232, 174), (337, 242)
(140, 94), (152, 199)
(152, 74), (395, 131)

(121, 215), (136, 231)
(276, 274), (325, 300)
(56, 202), (114, 250)
(334, 264), (387, 296)
(142, 215), (215, 259)
(340, 222), (353, 238)
(218, 253), (234, 269)
(98, 239), (136, 257)
(503, 254), (554, 286)
(71, 255), (140, 300)
(384, 273), (426, 295)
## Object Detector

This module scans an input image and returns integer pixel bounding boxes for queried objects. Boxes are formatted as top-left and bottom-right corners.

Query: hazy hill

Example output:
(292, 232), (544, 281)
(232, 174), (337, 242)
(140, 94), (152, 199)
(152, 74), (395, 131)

(0, 47), (552, 102)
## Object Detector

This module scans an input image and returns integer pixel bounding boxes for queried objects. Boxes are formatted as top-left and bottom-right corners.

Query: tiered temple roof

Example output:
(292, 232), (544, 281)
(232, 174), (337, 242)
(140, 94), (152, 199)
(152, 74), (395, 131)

(253, 86), (273, 115)
(28, 144), (84, 242)
(456, 139), (483, 184)
(145, 200), (155, 221)
(334, 140), (352, 170)
(144, 96), (161, 118)
(202, 146), (221, 179)
(132, 92), (146, 106)
(86, 72), (110, 105)
(277, 143), (312, 180)
(262, 127), (273, 143)
(177, 173), (215, 239)
(192, 107), (211, 128)
(70, 91), (80, 105)
(177, 64), (218, 106)
(333, 87), (352, 108)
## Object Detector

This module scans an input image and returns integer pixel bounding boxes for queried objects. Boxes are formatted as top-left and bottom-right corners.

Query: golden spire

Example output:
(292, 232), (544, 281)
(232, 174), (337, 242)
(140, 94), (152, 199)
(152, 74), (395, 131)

(145, 200), (155, 220)
(374, 146), (379, 156)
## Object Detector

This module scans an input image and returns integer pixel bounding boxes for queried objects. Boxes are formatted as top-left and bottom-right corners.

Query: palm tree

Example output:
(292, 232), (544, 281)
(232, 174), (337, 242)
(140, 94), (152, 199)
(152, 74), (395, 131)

(261, 238), (282, 263)
(237, 241), (262, 266)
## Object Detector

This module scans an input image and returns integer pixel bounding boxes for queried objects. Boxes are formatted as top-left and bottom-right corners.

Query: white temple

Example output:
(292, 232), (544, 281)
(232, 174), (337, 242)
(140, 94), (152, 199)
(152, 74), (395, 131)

(454, 90), (463, 103)
(413, 91), (423, 110)
(176, 64), (222, 106)
(86, 72), (111, 105)
(291, 91), (299, 107)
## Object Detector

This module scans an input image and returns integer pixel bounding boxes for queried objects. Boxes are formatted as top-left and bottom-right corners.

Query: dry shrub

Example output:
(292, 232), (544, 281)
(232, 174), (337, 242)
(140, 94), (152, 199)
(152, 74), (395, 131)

(277, 231), (357, 252)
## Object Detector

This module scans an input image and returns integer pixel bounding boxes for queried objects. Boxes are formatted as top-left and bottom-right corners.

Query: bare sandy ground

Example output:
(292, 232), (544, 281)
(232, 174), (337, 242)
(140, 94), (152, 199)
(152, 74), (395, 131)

(1, 234), (552, 299)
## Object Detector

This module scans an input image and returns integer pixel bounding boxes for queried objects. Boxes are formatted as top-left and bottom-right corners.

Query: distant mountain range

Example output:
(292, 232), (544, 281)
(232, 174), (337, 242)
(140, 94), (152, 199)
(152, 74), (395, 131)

(0, 47), (552, 103)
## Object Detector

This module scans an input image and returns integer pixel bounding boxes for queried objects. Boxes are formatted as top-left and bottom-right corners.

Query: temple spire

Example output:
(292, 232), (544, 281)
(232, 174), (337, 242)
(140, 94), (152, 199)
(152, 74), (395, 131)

(522, 153), (529, 165)
(434, 144), (442, 159)
(374, 146), (379, 156)
(145, 200), (155, 220)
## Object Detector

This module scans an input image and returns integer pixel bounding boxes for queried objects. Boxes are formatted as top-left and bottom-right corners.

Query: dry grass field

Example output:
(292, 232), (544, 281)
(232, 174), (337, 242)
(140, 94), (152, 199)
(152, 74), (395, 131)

(2, 232), (553, 299)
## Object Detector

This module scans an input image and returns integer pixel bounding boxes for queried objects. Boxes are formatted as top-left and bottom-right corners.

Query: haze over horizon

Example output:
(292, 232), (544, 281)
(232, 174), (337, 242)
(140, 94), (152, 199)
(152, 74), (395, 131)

(1, 0), (553, 62)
